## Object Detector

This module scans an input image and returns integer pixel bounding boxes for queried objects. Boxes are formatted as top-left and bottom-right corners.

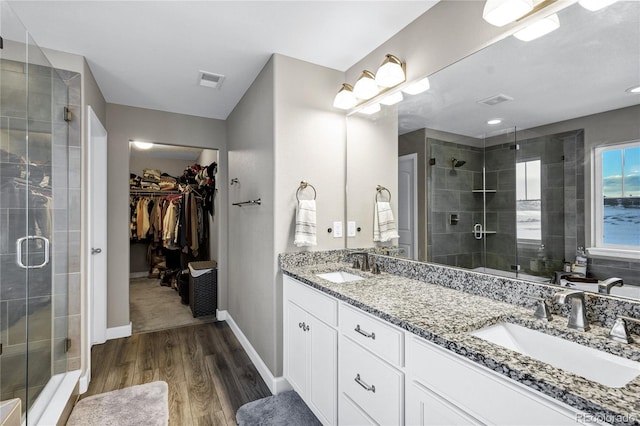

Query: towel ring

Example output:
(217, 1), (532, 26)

(296, 181), (317, 201)
(376, 185), (391, 202)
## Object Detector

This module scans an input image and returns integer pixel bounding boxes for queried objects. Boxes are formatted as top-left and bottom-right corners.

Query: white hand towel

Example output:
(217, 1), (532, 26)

(295, 200), (317, 247)
(374, 201), (400, 242)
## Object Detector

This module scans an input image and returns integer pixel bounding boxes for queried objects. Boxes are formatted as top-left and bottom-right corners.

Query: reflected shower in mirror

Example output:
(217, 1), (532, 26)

(346, 1), (640, 300)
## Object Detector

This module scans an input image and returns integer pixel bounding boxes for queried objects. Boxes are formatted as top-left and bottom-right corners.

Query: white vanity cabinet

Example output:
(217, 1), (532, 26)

(283, 275), (608, 426)
(338, 304), (405, 426)
(283, 276), (338, 425)
(406, 336), (596, 426)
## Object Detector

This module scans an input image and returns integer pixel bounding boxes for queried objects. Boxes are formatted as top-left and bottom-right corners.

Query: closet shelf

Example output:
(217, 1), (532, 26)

(472, 189), (497, 193)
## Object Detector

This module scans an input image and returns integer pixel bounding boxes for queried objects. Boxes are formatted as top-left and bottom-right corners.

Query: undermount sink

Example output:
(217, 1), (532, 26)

(470, 322), (640, 388)
(316, 271), (365, 283)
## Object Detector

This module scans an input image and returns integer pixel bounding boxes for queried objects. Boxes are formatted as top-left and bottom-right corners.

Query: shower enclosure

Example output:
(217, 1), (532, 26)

(1, 2), (81, 424)
(426, 126), (578, 282)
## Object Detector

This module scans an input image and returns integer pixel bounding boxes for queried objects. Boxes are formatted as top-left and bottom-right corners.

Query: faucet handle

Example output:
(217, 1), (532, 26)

(599, 277), (623, 294)
(523, 295), (552, 321)
(609, 316), (640, 344)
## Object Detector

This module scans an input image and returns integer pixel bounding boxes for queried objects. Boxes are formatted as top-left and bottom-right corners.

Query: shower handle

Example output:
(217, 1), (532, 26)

(473, 223), (483, 240)
(16, 236), (50, 269)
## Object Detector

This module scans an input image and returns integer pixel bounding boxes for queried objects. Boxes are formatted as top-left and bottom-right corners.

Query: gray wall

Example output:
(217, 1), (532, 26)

(227, 54), (345, 378)
(273, 54), (346, 375)
(106, 104), (227, 328)
(226, 57), (277, 374)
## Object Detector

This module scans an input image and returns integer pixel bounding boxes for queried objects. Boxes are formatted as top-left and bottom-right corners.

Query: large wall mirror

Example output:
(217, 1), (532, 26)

(346, 1), (640, 299)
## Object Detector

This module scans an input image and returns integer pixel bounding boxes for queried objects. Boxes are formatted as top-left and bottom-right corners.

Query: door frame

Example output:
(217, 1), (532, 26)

(398, 153), (418, 259)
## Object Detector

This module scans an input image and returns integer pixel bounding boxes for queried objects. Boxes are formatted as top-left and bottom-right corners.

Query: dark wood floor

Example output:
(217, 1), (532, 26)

(84, 322), (272, 425)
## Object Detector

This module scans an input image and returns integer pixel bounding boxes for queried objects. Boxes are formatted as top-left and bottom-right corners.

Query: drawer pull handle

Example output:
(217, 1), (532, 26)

(354, 325), (376, 340)
(354, 374), (375, 393)
(299, 322), (304, 329)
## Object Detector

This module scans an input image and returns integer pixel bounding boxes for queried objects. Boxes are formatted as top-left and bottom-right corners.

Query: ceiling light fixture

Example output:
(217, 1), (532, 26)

(333, 83), (358, 110)
(375, 54), (406, 88)
(483, 0), (533, 27)
(625, 85), (640, 94)
(359, 103), (381, 115)
(487, 119), (503, 125)
(131, 140), (154, 150)
(379, 91), (404, 106)
(513, 13), (560, 41)
(402, 77), (431, 95)
(578, 0), (618, 11)
(353, 70), (379, 100)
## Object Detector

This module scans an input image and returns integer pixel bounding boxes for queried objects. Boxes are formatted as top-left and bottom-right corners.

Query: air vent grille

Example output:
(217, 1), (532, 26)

(198, 71), (225, 89)
(477, 94), (514, 106)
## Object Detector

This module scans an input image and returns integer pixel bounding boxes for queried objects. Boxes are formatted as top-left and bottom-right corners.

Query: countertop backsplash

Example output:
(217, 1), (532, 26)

(279, 249), (640, 333)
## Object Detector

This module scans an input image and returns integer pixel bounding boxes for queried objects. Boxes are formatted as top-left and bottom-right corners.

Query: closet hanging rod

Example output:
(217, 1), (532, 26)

(232, 198), (261, 207)
(130, 189), (181, 196)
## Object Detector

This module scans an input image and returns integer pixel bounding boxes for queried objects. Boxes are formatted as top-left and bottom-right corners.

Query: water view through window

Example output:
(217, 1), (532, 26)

(602, 145), (640, 247)
(516, 160), (542, 241)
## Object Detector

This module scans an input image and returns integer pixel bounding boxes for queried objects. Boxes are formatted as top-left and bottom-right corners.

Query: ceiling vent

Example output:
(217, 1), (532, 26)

(477, 93), (514, 106)
(198, 71), (225, 89)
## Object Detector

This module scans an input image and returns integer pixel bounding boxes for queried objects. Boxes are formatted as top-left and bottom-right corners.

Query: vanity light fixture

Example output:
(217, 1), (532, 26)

(578, 0), (617, 11)
(131, 140), (154, 150)
(333, 83), (358, 110)
(626, 85), (640, 94)
(379, 91), (404, 106)
(487, 118), (503, 125)
(402, 77), (431, 95)
(359, 103), (381, 115)
(483, 0), (533, 27)
(375, 54), (406, 88)
(353, 70), (379, 100)
(332, 53), (406, 110)
(513, 13), (560, 41)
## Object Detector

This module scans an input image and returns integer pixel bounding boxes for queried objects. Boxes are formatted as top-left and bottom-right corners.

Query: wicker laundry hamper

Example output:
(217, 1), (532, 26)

(188, 260), (217, 318)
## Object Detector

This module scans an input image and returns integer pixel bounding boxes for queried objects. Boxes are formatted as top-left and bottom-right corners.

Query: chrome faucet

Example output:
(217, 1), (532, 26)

(553, 290), (590, 331)
(523, 295), (552, 321)
(608, 316), (640, 344)
(598, 277), (623, 294)
(349, 251), (369, 272)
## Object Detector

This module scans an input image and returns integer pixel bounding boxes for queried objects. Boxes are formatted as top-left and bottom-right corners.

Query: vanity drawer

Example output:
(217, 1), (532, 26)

(407, 336), (582, 425)
(284, 276), (337, 326)
(339, 335), (403, 426)
(339, 303), (404, 366)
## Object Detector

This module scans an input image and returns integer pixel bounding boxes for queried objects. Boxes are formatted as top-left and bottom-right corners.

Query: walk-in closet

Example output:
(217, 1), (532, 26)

(129, 142), (219, 333)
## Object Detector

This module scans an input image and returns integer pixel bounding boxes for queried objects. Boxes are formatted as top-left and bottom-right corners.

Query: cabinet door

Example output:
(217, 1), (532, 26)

(339, 393), (377, 426)
(308, 315), (338, 425)
(406, 380), (483, 426)
(286, 301), (308, 395)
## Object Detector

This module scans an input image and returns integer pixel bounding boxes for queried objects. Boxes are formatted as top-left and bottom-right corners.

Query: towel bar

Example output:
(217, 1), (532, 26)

(232, 198), (261, 207)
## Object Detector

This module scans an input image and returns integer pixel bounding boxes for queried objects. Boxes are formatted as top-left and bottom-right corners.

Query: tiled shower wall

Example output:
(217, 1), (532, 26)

(426, 138), (484, 269)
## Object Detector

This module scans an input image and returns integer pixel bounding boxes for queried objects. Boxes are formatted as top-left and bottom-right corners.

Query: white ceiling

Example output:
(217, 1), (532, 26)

(397, 0), (640, 138)
(8, 0), (438, 120)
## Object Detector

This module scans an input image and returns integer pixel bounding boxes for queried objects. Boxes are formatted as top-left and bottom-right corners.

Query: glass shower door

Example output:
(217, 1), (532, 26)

(1, 3), (73, 423)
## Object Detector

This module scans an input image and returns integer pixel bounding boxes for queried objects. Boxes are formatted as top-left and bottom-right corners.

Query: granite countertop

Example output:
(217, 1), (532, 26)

(282, 261), (640, 426)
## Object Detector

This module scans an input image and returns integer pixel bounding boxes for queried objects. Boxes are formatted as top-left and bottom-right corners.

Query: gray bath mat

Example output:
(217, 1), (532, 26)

(236, 390), (321, 426)
(67, 381), (168, 426)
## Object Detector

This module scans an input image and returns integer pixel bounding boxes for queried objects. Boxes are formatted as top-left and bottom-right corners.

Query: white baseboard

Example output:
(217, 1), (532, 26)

(129, 272), (148, 279)
(106, 322), (132, 340)
(218, 310), (291, 395)
(79, 370), (90, 393)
